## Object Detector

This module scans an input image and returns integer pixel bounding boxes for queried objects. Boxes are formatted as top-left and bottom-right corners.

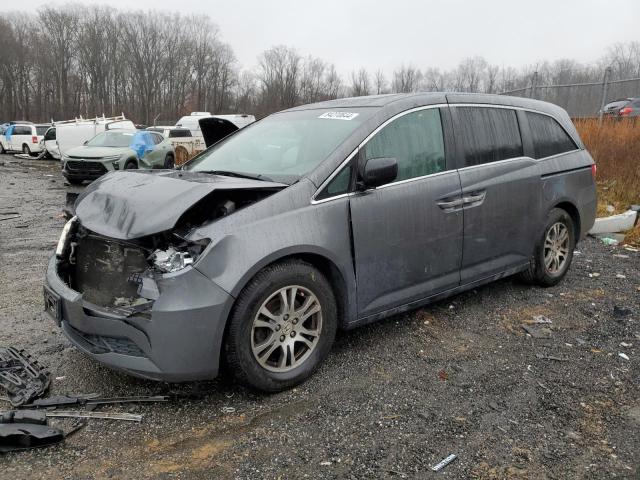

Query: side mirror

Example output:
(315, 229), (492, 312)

(358, 157), (398, 190)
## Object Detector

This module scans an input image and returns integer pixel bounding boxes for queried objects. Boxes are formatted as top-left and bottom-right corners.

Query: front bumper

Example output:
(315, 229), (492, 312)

(45, 255), (234, 382)
(62, 160), (111, 181)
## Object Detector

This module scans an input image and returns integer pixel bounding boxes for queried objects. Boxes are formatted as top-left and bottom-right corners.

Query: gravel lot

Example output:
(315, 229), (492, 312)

(0, 155), (638, 479)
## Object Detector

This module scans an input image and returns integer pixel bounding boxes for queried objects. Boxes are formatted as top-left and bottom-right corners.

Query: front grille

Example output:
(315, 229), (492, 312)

(67, 325), (145, 357)
(72, 234), (149, 307)
(66, 161), (107, 174)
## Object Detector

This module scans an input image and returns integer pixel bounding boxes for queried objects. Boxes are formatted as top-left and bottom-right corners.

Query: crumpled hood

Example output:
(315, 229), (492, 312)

(65, 145), (129, 159)
(74, 170), (287, 240)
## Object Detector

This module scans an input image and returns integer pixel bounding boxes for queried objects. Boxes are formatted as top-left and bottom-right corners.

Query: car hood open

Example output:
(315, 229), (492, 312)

(74, 170), (287, 240)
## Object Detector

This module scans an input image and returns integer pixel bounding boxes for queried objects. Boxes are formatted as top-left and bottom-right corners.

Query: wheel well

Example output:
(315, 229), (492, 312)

(124, 158), (137, 167)
(555, 201), (581, 237)
(238, 253), (350, 327)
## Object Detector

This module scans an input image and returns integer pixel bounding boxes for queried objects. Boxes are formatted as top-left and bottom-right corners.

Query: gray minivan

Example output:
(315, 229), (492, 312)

(45, 93), (597, 391)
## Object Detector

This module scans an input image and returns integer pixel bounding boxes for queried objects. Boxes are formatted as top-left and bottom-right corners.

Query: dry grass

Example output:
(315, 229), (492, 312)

(574, 118), (640, 244)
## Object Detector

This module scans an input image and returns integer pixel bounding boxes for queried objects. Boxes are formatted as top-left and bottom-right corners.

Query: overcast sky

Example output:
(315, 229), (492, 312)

(17, 0), (640, 74)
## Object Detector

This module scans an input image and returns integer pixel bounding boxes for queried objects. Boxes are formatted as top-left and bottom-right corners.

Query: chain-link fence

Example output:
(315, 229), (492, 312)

(500, 70), (640, 118)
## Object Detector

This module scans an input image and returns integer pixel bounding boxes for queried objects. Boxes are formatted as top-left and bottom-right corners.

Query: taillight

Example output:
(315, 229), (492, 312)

(32, 136), (38, 143)
(591, 164), (597, 180)
(619, 106), (633, 116)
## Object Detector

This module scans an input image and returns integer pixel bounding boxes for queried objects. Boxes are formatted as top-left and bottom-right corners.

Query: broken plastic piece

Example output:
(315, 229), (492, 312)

(0, 422), (64, 452)
(0, 347), (50, 406)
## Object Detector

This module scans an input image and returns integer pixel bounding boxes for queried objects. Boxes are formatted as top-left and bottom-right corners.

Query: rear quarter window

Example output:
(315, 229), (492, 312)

(525, 111), (577, 159)
(169, 129), (191, 138)
(455, 107), (523, 167)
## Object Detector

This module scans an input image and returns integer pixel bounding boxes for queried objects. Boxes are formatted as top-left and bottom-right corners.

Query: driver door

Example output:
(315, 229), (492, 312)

(349, 107), (463, 318)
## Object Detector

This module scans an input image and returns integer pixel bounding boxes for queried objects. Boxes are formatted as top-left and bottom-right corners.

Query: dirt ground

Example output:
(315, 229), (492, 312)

(0, 155), (638, 479)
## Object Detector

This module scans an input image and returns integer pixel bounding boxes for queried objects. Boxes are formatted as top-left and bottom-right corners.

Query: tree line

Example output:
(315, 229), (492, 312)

(1, 5), (639, 124)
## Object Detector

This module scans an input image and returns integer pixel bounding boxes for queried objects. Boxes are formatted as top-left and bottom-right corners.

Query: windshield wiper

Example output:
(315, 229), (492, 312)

(197, 170), (273, 182)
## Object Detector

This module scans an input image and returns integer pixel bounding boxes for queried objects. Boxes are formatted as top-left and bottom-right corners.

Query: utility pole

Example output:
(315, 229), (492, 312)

(599, 66), (612, 123)
(530, 71), (539, 100)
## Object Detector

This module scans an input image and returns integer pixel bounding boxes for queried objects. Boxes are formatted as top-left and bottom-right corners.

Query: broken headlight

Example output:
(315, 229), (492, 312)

(151, 247), (194, 273)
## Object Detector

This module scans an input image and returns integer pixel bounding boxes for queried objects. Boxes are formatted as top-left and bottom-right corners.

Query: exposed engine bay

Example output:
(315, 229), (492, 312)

(57, 187), (281, 315)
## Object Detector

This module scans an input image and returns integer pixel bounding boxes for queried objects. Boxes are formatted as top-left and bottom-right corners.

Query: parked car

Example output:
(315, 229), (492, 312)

(600, 97), (640, 117)
(46, 93), (596, 391)
(0, 122), (47, 155)
(61, 129), (175, 185)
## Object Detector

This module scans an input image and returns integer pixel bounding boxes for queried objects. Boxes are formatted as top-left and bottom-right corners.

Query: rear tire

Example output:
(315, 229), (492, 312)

(22, 144), (32, 156)
(224, 260), (337, 392)
(520, 208), (576, 287)
(164, 154), (175, 169)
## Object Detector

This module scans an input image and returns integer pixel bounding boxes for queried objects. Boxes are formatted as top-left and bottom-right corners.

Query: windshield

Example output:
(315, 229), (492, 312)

(86, 130), (136, 147)
(186, 108), (372, 183)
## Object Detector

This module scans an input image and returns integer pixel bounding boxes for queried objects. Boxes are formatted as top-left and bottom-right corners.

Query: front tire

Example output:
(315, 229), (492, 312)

(520, 208), (576, 287)
(124, 159), (138, 170)
(164, 154), (175, 169)
(224, 260), (337, 392)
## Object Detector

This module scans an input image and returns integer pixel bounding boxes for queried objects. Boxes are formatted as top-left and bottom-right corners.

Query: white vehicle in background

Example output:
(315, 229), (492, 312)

(0, 122), (48, 156)
(145, 126), (205, 166)
(46, 115), (135, 160)
(175, 112), (255, 136)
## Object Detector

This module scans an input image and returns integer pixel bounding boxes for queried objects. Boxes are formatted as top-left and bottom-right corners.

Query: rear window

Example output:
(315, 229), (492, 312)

(455, 107), (523, 167)
(169, 129), (191, 138)
(36, 126), (49, 136)
(525, 111), (577, 159)
(13, 126), (33, 135)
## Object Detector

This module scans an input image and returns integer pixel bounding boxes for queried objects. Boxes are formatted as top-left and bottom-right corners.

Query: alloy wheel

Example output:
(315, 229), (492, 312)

(251, 285), (322, 372)
(544, 222), (570, 274)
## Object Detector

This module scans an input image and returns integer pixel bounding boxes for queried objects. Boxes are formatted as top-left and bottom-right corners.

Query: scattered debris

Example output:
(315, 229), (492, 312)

(588, 272), (601, 278)
(531, 315), (552, 324)
(221, 406), (236, 414)
(620, 342), (632, 348)
(598, 236), (620, 246)
(616, 274), (627, 279)
(588, 209), (638, 235)
(522, 324), (553, 339)
(44, 410), (143, 422)
(0, 410), (64, 452)
(431, 453), (457, 472)
(613, 254), (630, 259)
(0, 215), (20, 222)
(21, 394), (168, 409)
(618, 353), (630, 361)
(0, 347), (50, 406)
(613, 306), (633, 318)
(438, 369), (448, 381)
(624, 245), (639, 252)
(606, 205), (615, 213)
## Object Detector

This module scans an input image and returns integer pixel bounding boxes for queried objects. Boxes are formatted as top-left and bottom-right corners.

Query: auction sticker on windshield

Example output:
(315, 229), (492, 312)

(318, 112), (359, 120)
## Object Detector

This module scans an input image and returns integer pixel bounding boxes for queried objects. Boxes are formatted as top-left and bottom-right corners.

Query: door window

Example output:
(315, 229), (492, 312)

(455, 107), (523, 167)
(364, 108), (446, 182)
(526, 111), (578, 159)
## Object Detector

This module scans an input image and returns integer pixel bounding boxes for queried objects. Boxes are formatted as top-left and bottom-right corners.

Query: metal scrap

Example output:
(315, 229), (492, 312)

(0, 347), (50, 406)
(431, 453), (457, 472)
(44, 410), (142, 422)
(0, 409), (64, 453)
(22, 394), (168, 409)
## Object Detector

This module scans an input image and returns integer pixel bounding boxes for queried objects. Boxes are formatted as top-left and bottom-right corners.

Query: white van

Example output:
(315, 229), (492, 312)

(55, 116), (135, 159)
(0, 123), (48, 155)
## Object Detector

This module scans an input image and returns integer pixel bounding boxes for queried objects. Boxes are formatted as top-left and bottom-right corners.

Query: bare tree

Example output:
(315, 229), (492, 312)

(373, 69), (387, 94)
(350, 68), (370, 97)
(392, 65), (422, 93)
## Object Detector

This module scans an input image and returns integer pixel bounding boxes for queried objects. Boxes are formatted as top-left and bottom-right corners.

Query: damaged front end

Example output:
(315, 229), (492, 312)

(56, 217), (209, 317)
(46, 170), (287, 381)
